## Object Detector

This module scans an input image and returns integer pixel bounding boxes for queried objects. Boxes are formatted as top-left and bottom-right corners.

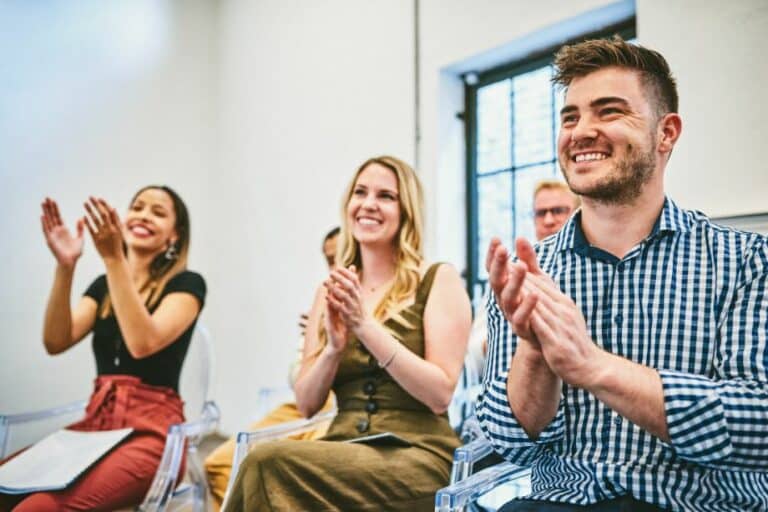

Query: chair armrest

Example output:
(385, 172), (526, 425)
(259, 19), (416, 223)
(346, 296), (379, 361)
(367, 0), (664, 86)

(222, 409), (337, 506)
(138, 401), (220, 512)
(458, 414), (484, 444)
(0, 400), (87, 458)
(449, 436), (496, 484)
(435, 462), (531, 512)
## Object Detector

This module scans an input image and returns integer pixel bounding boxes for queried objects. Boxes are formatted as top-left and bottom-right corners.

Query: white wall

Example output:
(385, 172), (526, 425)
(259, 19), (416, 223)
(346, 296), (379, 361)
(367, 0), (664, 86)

(212, 0), (414, 432)
(637, 0), (768, 216)
(2, 0), (766, 437)
(0, 0), (217, 413)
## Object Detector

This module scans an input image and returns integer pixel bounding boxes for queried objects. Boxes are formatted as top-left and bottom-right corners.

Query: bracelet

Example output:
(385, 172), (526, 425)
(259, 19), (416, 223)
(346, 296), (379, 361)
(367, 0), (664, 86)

(377, 344), (399, 369)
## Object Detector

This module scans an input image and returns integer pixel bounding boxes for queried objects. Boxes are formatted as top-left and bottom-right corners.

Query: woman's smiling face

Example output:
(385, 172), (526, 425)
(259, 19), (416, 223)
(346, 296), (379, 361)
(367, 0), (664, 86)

(346, 162), (401, 248)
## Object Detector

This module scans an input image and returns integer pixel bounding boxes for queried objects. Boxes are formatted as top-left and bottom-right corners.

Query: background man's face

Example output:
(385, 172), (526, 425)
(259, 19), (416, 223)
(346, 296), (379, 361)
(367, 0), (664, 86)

(534, 188), (576, 240)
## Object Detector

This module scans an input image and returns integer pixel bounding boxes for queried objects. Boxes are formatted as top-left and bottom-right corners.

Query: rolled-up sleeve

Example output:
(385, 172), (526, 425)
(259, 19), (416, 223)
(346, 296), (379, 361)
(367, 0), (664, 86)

(477, 293), (565, 465)
(661, 239), (768, 470)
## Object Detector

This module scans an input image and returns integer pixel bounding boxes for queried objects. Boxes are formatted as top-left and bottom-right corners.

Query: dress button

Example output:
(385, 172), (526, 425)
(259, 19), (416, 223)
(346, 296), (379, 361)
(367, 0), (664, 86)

(363, 381), (377, 395)
(365, 400), (379, 414)
(356, 419), (370, 433)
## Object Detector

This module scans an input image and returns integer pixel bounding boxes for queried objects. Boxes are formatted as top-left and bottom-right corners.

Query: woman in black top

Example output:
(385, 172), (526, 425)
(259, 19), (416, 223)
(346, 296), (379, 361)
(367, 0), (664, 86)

(8, 186), (205, 511)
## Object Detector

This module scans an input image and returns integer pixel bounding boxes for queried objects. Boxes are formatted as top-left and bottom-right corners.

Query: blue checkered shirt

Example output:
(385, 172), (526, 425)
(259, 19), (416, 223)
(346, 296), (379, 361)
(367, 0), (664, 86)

(477, 198), (768, 511)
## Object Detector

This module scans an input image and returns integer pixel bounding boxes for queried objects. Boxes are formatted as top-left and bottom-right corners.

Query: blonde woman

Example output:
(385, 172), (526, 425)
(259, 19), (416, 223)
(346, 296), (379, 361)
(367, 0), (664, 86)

(4, 186), (205, 511)
(225, 156), (471, 511)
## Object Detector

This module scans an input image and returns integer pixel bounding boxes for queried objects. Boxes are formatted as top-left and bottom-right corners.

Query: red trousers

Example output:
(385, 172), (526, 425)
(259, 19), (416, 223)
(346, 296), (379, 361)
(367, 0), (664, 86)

(1, 375), (184, 512)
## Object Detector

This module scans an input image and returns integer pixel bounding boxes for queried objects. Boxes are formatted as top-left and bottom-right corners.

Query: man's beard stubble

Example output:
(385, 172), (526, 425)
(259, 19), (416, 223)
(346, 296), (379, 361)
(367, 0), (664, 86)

(561, 139), (656, 206)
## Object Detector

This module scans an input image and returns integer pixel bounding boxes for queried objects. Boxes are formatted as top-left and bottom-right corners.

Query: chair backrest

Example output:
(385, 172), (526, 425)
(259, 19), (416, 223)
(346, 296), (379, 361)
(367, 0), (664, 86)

(448, 349), (484, 433)
(448, 302), (487, 433)
(0, 400), (87, 458)
(178, 323), (214, 421)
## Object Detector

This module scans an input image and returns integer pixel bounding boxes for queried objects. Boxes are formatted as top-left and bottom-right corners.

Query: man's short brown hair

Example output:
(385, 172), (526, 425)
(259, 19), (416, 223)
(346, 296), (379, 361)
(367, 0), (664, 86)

(552, 35), (678, 119)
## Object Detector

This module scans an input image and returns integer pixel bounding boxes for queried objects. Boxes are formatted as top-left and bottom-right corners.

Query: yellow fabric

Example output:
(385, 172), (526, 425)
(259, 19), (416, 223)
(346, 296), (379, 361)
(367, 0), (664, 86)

(204, 397), (334, 511)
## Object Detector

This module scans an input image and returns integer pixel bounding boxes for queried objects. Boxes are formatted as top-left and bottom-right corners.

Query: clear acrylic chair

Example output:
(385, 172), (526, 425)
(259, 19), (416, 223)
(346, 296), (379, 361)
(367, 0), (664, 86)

(220, 403), (337, 510)
(435, 414), (531, 512)
(0, 323), (220, 512)
(436, 347), (531, 512)
(138, 323), (220, 512)
(435, 456), (531, 512)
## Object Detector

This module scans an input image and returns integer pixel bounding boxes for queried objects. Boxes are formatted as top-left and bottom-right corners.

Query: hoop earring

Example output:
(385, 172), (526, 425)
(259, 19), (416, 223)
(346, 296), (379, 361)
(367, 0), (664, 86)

(164, 241), (179, 261)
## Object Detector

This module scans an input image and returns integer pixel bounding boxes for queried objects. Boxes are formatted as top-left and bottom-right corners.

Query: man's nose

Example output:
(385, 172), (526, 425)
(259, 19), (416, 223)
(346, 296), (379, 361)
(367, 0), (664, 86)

(571, 115), (598, 143)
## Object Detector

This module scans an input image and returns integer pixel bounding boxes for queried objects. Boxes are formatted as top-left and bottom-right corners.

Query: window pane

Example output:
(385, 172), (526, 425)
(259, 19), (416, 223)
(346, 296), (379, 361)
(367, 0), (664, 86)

(552, 71), (565, 145)
(476, 79), (511, 174)
(512, 66), (554, 166)
(514, 163), (559, 243)
(477, 171), (512, 280)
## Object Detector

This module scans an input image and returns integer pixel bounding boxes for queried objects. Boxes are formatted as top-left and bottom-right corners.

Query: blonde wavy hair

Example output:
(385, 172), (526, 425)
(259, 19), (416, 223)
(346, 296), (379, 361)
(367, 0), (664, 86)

(316, 156), (424, 352)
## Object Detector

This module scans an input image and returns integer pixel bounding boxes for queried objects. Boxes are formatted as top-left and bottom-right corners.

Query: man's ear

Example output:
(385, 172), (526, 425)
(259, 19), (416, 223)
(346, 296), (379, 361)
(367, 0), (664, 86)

(657, 112), (682, 155)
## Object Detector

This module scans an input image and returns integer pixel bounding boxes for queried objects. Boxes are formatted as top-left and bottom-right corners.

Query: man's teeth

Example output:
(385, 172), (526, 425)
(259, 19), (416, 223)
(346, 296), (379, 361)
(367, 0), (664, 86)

(574, 153), (608, 162)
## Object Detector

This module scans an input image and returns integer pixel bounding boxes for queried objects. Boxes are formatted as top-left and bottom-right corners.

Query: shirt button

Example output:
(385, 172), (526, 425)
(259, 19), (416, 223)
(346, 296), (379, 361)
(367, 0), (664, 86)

(363, 381), (377, 395)
(616, 262), (624, 272)
(614, 313), (623, 325)
(356, 419), (370, 433)
(365, 400), (379, 414)
(614, 416), (622, 425)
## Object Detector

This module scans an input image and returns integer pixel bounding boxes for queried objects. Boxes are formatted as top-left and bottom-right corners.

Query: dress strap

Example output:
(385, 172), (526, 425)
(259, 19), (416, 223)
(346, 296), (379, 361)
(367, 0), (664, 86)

(415, 263), (443, 305)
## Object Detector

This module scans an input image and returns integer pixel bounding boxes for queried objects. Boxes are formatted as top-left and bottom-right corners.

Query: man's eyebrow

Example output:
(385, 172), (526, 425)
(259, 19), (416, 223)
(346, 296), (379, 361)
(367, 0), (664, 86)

(590, 96), (630, 109)
(560, 97), (630, 116)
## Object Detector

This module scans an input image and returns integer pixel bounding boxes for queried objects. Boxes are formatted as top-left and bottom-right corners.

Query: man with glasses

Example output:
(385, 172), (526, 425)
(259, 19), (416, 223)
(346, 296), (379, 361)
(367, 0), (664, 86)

(532, 180), (580, 241)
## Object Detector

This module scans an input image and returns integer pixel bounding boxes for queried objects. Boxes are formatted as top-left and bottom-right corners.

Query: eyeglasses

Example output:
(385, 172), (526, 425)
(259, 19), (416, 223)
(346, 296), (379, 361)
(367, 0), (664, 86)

(534, 206), (572, 219)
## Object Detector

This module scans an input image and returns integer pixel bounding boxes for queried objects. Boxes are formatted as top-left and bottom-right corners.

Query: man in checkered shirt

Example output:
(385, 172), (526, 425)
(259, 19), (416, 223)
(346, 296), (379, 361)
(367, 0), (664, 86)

(479, 36), (768, 512)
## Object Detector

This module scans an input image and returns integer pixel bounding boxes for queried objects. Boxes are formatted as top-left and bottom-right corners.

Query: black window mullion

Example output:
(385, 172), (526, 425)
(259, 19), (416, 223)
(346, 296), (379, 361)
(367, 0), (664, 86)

(465, 81), (479, 302)
(509, 79), (517, 244)
(550, 65), (558, 178)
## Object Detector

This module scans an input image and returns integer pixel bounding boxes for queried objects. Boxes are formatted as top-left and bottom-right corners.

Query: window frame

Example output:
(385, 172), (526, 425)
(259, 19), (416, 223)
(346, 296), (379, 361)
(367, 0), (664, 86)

(464, 20), (636, 302)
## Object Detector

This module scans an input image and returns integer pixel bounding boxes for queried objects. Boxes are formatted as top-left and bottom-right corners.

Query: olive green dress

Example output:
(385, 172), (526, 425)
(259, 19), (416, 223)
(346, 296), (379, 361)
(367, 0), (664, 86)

(224, 263), (460, 511)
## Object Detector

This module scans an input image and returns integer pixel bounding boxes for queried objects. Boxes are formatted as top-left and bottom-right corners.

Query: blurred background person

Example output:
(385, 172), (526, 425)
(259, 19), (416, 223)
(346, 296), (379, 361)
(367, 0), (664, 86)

(533, 180), (580, 241)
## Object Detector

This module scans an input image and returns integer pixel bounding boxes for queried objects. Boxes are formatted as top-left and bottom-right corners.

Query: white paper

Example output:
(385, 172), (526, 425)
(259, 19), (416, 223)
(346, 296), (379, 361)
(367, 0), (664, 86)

(344, 432), (411, 447)
(0, 428), (132, 494)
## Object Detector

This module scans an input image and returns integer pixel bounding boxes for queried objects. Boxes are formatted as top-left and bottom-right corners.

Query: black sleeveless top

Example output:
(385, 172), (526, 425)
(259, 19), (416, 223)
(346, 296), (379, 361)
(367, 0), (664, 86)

(84, 271), (206, 392)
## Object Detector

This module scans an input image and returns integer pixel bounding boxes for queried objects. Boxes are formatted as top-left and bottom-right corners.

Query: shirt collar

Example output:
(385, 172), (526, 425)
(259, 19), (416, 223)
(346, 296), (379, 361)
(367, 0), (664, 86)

(552, 196), (692, 254)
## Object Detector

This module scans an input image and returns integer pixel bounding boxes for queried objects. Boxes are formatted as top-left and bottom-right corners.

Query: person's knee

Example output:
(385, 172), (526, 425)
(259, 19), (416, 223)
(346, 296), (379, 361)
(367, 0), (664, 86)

(204, 451), (228, 473)
(13, 492), (65, 512)
(237, 441), (291, 479)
